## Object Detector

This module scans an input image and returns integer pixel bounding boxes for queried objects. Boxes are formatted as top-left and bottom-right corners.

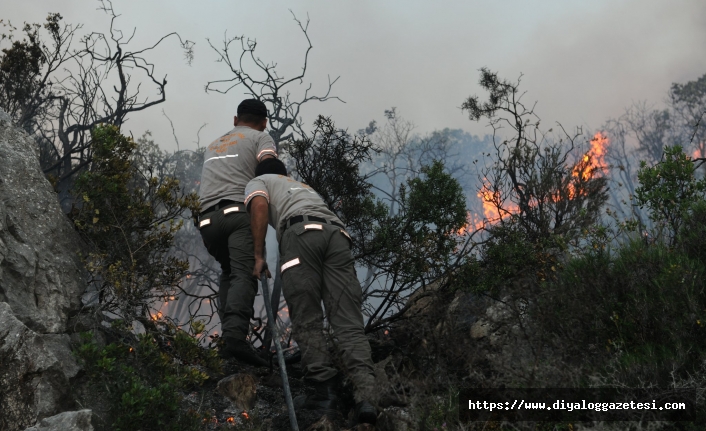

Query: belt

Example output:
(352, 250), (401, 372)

(202, 199), (239, 215)
(286, 215), (344, 230)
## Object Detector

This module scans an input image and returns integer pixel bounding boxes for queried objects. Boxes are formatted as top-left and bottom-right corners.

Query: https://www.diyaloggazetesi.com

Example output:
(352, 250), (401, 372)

(461, 389), (695, 421)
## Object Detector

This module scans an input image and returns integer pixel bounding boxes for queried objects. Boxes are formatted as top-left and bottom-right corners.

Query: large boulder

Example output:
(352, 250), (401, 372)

(0, 302), (82, 431)
(0, 110), (85, 334)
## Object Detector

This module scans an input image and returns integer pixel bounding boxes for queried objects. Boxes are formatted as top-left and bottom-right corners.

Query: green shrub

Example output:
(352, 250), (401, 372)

(539, 238), (706, 387)
(607, 242), (705, 375)
(635, 145), (706, 244)
(75, 328), (218, 431)
(677, 199), (706, 263)
(71, 124), (200, 322)
(419, 389), (459, 431)
(458, 221), (564, 295)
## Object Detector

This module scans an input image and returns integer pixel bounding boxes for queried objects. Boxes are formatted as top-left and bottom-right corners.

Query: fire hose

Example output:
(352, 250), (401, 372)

(260, 272), (299, 431)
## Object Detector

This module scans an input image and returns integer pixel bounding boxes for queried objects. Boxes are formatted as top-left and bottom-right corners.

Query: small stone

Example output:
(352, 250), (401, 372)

(217, 373), (258, 411)
(470, 319), (489, 339)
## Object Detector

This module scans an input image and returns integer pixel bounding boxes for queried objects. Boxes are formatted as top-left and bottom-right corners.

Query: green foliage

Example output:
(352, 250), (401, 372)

(418, 389), (459, 431)
(678, 199), (706, 262)
(75, 328), (217, 431)
(285, 116), (388, 260)
(0, 14), (60, 131)
(635, 145), (706, 244)
(358, 159), (468, 332)
(460, 223), (564, 294)
(374, 160), (468, 283)
(71, 124), (200, 321)
(536, 235), (706, 389)
(406, 160), (467, 234)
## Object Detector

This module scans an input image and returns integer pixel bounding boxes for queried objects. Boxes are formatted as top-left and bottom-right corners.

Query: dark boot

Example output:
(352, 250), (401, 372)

(353, 400), (377, 425)
(220, 338), (269, 367)
(296, 375), (340, 414)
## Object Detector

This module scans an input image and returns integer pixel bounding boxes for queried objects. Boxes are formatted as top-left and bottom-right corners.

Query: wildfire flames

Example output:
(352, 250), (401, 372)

(588, 132), (608, 172)
(241, 412), (250, 420)
(456, 132), (610, 236)
(479, 184), (521, 225)
(574, 132), (608, 180)
(568, 132), (609, 199)
(456, 182), (521, 235)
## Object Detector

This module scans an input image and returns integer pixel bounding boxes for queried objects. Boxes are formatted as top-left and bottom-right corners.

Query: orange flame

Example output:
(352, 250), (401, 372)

(575, 133), (608, 178)
(241, 412), (250, 420)
(457, 134), (610, 235)
(588, 132), (608, 172)
(568, 132), (609, 198)
(456, 182), (521, 235)
(456, 212), (481, 235)
(477, 182), (520, 224)
(226, 417), (235, 423)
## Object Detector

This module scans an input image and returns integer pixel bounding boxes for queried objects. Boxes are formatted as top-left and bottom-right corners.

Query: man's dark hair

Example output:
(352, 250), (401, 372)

(237, 99), (268, 124)
(255, 158), (287, 177)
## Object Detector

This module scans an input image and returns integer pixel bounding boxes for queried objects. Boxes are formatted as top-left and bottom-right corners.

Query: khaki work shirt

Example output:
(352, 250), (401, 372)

(198, 126), (277, 210)
(244, 174), (343, 242)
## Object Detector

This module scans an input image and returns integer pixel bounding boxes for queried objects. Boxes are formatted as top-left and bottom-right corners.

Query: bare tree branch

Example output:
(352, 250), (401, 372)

(205, 11), (342, 148)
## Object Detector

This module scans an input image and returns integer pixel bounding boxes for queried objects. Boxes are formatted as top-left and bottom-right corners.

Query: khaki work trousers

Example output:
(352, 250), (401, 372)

(279, 221), (375, 403)
(199, 203), (258, 342)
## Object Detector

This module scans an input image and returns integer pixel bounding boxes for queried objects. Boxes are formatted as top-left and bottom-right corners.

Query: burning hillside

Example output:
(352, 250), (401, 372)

(457, 132), (610, 236)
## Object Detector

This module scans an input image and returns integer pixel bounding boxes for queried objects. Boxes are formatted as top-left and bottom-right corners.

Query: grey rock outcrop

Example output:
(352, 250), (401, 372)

(23, 409), (94, 431)
(0, 302), (82, 431)
(0, 110), (85, 334)
(0, 110), (88, 431)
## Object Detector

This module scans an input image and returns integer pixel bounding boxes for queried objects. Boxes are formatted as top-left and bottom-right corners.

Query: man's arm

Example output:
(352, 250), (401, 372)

(249, 195), (271, 279)
(256, 133), (277, 161)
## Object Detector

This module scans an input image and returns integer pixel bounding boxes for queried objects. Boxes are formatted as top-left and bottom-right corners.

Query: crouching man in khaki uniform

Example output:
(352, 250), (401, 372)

(244, 158), (377, 425)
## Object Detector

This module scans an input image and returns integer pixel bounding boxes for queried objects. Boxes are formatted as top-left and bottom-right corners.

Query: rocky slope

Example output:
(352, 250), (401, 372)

(0, 110), (92, 431)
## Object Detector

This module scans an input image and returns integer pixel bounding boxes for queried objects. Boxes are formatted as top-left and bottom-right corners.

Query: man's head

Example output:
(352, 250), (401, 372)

(255, 157), (288, 177)
(234, 99), (268, 131)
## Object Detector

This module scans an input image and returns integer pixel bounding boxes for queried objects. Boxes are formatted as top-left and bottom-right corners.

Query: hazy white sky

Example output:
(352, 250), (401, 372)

(3, 0), (706, 150)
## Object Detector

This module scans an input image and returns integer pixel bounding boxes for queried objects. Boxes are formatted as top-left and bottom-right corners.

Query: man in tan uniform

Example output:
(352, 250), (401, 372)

(245, 158), (377, 425)
(198, 99), (276, 366)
